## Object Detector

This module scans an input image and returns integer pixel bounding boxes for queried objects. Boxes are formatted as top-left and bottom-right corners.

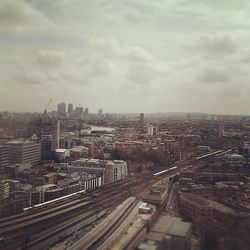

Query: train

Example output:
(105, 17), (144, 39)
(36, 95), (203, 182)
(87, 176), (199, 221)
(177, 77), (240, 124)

(23, 189), (86, 212)
(153, 166), (178, 177)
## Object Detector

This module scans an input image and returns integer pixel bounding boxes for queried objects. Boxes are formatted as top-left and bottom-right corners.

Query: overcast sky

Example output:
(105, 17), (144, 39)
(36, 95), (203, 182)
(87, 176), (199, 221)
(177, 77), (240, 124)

(0, 0), (250, 114)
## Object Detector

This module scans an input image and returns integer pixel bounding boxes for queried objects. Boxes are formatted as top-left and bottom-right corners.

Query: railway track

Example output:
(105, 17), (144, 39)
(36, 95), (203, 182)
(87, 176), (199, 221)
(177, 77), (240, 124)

(0, 174), (165, 250)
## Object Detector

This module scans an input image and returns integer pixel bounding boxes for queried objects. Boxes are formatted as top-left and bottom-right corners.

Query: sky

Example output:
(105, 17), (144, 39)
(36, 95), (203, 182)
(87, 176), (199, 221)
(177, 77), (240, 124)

(0, 0), (250, 114)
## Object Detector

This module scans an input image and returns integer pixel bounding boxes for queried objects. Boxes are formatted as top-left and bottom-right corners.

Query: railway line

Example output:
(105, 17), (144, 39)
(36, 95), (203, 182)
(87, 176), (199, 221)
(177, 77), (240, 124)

(0, 175), (156, 250)
(0, 157), (210, 250)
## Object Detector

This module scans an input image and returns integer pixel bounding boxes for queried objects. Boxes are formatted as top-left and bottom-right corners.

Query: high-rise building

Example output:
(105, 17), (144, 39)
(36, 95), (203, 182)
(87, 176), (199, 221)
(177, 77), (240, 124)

(84, 108), (89, 117)
(140, 113), (144, 124)
(98, 109), (103, 117)
(79, 106), (84, 117)
(58, 102), (66, 115)
(0, 144), (10, 170)
(218, 122), (225, 138)
(146, 125), (154, 136)
(6, 141), (41, 165)
(68, 103), (73, 114)
(76, 107), (80, 118)
(41, 135), (55, 155)
(241, 117), (247, 129)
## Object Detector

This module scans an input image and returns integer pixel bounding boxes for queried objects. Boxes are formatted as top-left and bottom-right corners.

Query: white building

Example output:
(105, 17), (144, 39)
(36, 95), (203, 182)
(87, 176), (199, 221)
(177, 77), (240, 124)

(55, 148), (71, 161)
(71, 158), (128, 184)
(147, 125), (154, 136)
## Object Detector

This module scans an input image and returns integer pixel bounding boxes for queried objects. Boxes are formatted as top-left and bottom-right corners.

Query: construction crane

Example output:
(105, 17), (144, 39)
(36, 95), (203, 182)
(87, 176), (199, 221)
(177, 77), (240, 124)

(43, 98), (53, 115)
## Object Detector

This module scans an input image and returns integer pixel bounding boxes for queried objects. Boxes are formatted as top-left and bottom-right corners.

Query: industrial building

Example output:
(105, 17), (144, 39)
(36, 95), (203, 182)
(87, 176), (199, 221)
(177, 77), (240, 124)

(138, 216), (192, 250)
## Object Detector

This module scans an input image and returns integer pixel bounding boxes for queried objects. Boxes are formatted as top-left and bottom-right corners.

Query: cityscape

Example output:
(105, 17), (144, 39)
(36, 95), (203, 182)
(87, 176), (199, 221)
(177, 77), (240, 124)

(1, 1), (250, 250)
(0, 107), (250, 250)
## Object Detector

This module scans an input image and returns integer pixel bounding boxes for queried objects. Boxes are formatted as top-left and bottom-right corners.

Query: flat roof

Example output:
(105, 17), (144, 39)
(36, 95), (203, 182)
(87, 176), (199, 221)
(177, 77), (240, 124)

(152, 216), (191, 237)
(180, 193), (211, 207)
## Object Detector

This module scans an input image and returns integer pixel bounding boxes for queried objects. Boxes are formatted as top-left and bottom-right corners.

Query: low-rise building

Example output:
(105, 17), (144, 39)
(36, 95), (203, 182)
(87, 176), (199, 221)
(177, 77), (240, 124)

(139, 216), (192, 250)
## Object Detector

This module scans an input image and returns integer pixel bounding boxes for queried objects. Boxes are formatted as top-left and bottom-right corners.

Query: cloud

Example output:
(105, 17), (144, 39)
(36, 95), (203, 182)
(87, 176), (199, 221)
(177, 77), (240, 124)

(37, 50), (65, 66)
(16, 72), (47, 85)
(241, 55), (250, 64)
(124, 46), (152, 62)
(192, 35), (237, 58)
(198, 68), (231, 83)
(0, 0), (55, 31)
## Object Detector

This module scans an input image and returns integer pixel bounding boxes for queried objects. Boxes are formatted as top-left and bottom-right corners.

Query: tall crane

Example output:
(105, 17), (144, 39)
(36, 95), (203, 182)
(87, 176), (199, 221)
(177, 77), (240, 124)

(43, 98), (53, 115)
(37, 98), (53, 141)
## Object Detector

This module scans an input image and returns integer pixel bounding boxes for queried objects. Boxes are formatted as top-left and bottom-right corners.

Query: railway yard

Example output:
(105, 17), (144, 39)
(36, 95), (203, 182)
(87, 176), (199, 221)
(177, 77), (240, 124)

(0, 169), (174, 250)
(0, 151), (227, 250)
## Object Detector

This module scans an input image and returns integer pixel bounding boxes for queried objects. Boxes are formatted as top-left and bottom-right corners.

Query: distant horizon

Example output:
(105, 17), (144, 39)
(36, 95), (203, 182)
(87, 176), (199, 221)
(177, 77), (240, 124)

(0, 109), (249, 117)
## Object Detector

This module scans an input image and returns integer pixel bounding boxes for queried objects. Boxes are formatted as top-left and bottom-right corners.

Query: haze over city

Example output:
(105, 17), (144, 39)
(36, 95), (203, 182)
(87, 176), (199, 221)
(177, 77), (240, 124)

(0, 0), (250, 114)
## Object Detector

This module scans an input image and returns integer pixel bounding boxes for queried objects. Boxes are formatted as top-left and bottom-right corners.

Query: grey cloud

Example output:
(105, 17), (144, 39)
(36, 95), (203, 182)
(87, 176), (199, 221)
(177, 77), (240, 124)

(16, 72), (47, 85)
(0, 0), (54, 30)
(123, 10), (152, 24)
(124, 46), (152, 62)
(37, 50), (65, 66)
(198, 68), (231, 83)
(241, 55), (250, 64)
(193, 35), (237, 58)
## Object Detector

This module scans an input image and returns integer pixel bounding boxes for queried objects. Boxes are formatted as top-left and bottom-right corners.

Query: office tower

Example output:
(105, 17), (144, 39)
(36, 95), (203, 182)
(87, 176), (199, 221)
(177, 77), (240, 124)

(0, 144), (10, 170)
(84, 108), (89, 117)
(6, 141), (41, 165)
(41, 135), (55, 154)
(218, 122), (225, 138)
(68, 103), (73, 114)
(241, 117), (247, 129)
(58, 102), (66, 115)
(57, 120), (60, 149)
(146, 125), (154, 136)
(98, 109), (103, 117)
(76, 107), (80, 118)
(79, 106), (84, 118)
(187, 113), (191, 121)
(140, 113), (144, 124)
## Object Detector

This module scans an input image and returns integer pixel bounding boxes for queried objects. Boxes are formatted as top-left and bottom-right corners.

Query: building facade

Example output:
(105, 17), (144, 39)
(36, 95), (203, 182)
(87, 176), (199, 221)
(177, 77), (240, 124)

(6, 141), (41, 165)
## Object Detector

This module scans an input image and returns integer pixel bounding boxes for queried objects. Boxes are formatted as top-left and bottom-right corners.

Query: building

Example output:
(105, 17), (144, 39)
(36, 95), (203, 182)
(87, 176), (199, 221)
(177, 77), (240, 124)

(139, 216), (192, 250)
(55, 148), (71, 161)
(41, 134), (55, 154)
(0, 143), (10, 170)
(68, 103), (73, 114)
(84, 108), (89, 117)
(218, 122), (225, 137)
(71, 158), (128, 184)
(225, 153), (244, 167)
(6, 141), (41, 165)
(58, 102), (66, 115)
(0, 180), (10, 201)
(98, 108), (103, 118)
(142, 184), (169, 205)
(178, 193), (237, 225)
(140, 113), (144, 125)
(178, 193), (213, 223)
(79, 106), (84, 118)
(147, 125), (154, 136)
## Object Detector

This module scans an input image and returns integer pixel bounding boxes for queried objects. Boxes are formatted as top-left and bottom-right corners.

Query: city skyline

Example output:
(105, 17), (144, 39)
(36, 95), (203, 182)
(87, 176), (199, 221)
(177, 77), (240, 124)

(1, 0), (250, 114)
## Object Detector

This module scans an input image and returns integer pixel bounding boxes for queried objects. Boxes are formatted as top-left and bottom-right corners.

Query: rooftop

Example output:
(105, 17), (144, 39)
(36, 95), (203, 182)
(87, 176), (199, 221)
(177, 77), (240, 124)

(152, 216), (191, 238)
